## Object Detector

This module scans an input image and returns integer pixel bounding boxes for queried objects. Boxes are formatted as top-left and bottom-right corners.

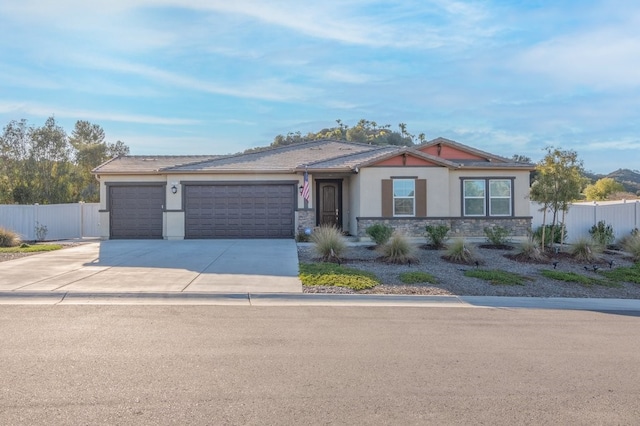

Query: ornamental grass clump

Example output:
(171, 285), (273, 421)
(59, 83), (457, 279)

(381, 232), (417, 264)
(310, 225), (347, 262)
(0, 227), (21, 248)
(444, 239), (478, 264)
(365, 223), (394, 246)
(571, 237), (602, 262)
(516, 240), (548, 262)
(425, 225), (450, 248)
(621, 231), (640, 261)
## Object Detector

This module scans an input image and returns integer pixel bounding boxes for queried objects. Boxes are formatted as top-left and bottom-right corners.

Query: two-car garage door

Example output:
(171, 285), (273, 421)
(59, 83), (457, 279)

(184, 184), (295, 239)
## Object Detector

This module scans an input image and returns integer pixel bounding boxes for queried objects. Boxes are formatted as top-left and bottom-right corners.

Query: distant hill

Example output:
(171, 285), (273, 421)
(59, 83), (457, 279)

(585, 168), (640, 195)
(606, 169), (640, 194)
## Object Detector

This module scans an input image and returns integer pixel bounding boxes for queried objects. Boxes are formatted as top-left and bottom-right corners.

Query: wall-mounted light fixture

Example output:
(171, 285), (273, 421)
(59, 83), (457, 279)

(299, 185), (304, 195)
(171, 185), (178, 194)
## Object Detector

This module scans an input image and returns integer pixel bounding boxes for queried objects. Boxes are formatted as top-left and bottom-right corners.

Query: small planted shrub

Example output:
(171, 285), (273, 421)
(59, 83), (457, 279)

(366, 223), (394, 246)
(381, 232), (417, 264)
(589, 220), (615, 248)
(464, 269), (529, 286)
(444, 239), (478, 264)
(483, 226), (512, 246)
(295, 229), (311, 242)
(311, 225), (347, 262)
(34, 222), (48, 242)
(533, 224), (567, 247)
(0, 227), (21, 248)
(571, 237), (602, 262)
(425, 225), (450, 248)
(399, 271), (437, 284)
(516, 240), (548, 262)
(299, 263), (378, 290)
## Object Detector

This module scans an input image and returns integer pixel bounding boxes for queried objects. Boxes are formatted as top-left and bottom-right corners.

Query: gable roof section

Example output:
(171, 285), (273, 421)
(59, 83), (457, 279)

(416, 137), (535, 170)
(164, 139), (379, 173)
(356, 147), (459, 169)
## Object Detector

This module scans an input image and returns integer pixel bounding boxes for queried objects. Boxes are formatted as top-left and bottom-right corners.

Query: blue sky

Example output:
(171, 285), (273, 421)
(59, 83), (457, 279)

(1, 0), (639, 173)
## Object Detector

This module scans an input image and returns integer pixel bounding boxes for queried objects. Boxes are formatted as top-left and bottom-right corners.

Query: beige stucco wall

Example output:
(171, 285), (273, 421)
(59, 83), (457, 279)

(347, 173), (361, 235)
(357, 166), (451, 217)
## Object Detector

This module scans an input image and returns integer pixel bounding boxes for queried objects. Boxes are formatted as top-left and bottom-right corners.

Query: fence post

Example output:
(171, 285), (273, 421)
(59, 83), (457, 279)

(79, 202), (84, 239)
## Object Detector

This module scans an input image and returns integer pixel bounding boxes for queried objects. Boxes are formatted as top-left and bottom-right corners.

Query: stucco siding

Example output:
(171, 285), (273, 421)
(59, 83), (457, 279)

(357, 167), (451, 217)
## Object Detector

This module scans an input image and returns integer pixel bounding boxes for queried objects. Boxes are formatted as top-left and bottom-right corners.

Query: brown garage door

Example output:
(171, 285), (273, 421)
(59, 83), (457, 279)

(185, 184), (294, 238)
(109, 185), (164, 239)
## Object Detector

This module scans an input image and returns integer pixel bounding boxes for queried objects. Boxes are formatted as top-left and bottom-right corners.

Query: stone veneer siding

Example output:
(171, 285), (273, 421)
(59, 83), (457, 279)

(356, 217), (532, 239)
(296, 209), (315, 234)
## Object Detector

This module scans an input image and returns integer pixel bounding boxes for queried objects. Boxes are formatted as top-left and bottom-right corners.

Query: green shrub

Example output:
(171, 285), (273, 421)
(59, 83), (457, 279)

(533, 224), (567, 246)
(311, 225), (347, 261)
(571, 237), (602, 262)
(444, 239), (478, 264)
(399, 271), (437, 284)
(517, 240), (548, 262)
(381, 232), (417, 264)
(464, 269), (529, 286)
(484, 226), (511, 246)
(295, 229), (311, 242)
(0, 227), (21, 248)
(589, 220), (615, 247)
(299, 263), (378, 290)
(366, 223), (394, 246)
(425, 225), (450, 248)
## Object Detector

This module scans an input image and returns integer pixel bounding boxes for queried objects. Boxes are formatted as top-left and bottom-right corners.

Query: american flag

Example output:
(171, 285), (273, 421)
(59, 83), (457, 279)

(301, 171), (310, 201)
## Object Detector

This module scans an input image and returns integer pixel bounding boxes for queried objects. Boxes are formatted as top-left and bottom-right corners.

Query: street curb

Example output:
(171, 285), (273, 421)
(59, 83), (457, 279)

(1, 291), (640, 311)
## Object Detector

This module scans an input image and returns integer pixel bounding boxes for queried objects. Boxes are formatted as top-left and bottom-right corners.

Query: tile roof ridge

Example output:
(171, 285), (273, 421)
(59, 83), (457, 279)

(419, 137), (513, 163)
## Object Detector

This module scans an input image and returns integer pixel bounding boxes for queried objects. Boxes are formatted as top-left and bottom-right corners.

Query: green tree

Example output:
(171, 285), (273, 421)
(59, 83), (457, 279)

(27, 116), (73, 204)
(529, 147), (588, 248)
(584, 177), (625, 201)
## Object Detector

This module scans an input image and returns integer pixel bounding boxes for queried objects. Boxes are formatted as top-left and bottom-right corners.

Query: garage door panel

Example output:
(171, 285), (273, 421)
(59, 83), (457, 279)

(110, 186), (164, 239)
(185, 184), (294, 239)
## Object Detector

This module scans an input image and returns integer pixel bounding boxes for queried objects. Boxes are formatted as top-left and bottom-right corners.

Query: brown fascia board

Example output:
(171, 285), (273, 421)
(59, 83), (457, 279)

(419, 137), (514, 163)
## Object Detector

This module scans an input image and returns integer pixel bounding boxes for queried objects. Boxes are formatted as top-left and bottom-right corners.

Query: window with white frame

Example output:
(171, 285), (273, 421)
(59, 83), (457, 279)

(463, 178), (512, 216)
(393, 179), (415, 216)
(489, 179), (512, 216)
(463, 180), (486, 216)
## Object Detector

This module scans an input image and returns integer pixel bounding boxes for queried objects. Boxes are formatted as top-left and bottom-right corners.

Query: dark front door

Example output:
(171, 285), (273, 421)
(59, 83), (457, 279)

(317, 181), (342, 228)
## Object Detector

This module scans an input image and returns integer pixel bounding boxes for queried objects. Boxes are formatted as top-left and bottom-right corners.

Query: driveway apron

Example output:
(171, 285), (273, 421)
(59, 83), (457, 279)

(0, 240), (301, 293)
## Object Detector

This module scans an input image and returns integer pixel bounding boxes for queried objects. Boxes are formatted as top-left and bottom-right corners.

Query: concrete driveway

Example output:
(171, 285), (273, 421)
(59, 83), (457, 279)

(0, 240), (301, 293)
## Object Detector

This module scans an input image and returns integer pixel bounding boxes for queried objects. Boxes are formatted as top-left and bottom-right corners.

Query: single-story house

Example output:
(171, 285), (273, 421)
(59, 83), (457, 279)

(92, 138), (535, 240)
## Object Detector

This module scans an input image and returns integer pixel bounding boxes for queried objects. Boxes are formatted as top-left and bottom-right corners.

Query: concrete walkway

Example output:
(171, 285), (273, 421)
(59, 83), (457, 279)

(0, 240), (302, 294)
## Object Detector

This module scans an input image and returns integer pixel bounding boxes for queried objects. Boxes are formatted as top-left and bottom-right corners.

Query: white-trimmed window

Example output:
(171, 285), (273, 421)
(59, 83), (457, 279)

(463, 178), (512, 217)
(489, 179), (512, 216)
(393, 179), (415, 216)
(463, 180), (485, 216)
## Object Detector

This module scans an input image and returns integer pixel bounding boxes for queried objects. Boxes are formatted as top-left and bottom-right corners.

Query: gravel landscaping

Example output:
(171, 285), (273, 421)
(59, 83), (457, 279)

(298, 242), (640, 299)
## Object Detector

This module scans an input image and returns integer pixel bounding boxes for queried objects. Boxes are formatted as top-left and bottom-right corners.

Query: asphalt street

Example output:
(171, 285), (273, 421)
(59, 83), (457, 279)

(1, 306), (639, 425)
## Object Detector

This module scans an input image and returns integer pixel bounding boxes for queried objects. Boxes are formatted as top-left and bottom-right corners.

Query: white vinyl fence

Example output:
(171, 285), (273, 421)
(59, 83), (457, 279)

(0, 203), (100, 241)
(531, 200), (640, 243)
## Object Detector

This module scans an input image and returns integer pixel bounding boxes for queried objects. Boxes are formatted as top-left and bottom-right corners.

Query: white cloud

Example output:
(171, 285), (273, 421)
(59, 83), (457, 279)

(0, 101), (198, 125)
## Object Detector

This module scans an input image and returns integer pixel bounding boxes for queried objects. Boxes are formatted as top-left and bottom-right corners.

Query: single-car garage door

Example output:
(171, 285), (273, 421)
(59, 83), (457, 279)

(109, 185), (164, 239)
(185, 184), (295, 238)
